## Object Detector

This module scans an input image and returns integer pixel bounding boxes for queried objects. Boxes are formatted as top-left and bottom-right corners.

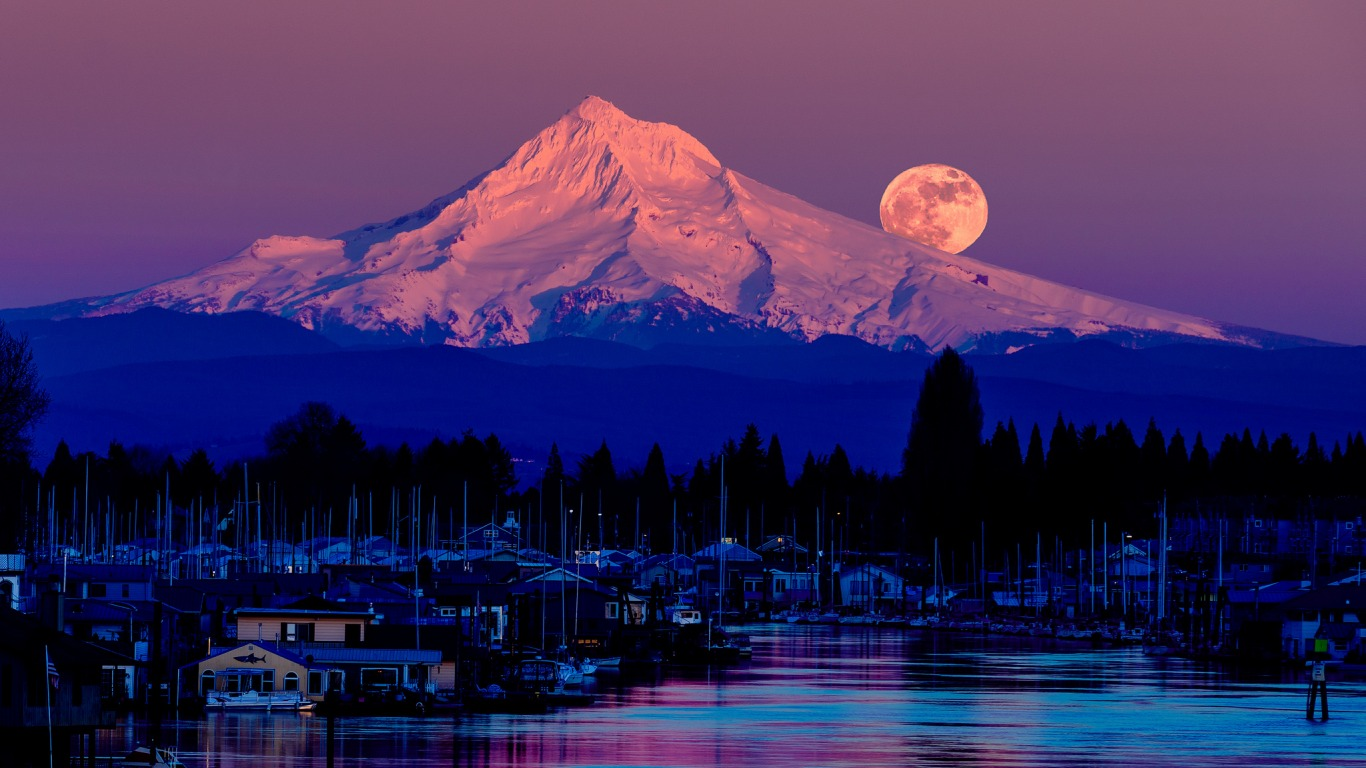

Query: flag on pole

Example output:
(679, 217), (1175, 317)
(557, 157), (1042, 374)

(45, 647), (59, 690)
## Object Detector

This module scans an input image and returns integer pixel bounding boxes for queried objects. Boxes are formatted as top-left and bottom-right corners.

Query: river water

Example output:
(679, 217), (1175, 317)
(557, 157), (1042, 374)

(100, 624), (1365, 767)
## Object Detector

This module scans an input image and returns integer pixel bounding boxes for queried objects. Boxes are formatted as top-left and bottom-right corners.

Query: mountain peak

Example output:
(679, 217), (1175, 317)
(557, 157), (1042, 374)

(568, 95), (629, 123)
(540, 96), (721, 174)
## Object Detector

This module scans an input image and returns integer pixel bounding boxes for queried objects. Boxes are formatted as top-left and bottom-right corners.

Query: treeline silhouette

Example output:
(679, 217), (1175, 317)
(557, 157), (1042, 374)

(3, 394), (1365, 563)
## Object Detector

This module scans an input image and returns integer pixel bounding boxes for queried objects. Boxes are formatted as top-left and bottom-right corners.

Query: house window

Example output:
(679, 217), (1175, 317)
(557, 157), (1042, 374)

(260, 671), (275, 692)
(775, 579), (787, 593)
(200, 670), (215, 696)
(282, 623), (316, 642)
(90, 583), (107, 598)
(308, 670), (325, 695)
(283, 672), (299, 692)
(605, 603), (620, 620)
(744, 580), (760, 593)
(359, 668), (398, 690)
(122, 584), (130, 598)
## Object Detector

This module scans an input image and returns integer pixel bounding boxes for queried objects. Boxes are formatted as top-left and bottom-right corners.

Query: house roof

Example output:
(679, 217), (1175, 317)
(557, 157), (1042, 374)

(64, 598), (175, 624)
(234, 606), (372, 619)
(640, 554), (695, 569)
(306, 647), (442, 665)
(694, 542), (761, 561)
(1318, 622), (1362, 642)
(841, 562), (902, 580)
(756, 535), (808, 554)
(30, 563), (156, 583)
(0, 605), (132, 667)
(1282, 585), (1366, 612)
(184, 639), (313, 670)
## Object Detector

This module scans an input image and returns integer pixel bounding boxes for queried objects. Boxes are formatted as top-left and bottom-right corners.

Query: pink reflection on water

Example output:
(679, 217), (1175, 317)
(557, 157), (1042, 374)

(97, 625), (1366, 767)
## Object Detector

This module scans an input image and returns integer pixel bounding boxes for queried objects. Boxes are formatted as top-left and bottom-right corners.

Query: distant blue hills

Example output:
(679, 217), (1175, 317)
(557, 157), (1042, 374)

(14, 309), (1366, 475)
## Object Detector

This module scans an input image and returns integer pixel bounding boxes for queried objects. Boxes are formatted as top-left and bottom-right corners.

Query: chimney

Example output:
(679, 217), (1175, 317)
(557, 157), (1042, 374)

(40, 581), (65, 634)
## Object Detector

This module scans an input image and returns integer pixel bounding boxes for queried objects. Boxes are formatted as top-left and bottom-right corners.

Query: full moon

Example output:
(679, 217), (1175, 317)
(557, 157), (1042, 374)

(879, 164), (988, 254)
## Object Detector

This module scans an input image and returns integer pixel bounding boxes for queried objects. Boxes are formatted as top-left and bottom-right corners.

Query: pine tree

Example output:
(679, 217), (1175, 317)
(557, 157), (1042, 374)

(1165, 429), (1189, 500)
(764, 433), (790, 508)
(0, 321), (50, 463)
(1139, 418), (1167, 500)
(901, 347), (983, 535)
(641, 442), (670, 551)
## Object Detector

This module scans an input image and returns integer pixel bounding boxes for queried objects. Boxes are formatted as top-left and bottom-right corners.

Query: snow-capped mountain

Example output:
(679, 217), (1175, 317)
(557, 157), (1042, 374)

(45, 96), (1305, 351)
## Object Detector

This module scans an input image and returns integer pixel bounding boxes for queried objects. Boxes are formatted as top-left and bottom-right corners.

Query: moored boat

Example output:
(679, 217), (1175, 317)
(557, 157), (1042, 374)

(206, 689), (315, 711)
(124, 746), (186, 768)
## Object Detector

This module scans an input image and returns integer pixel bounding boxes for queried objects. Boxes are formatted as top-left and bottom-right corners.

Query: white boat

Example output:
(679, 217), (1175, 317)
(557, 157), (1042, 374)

(206, 689), (316, 711)
(556, 662), (584, 688)
(589, 656), (620, 668)
(671, 608), (703, 626)
(124, 746), (186, 768)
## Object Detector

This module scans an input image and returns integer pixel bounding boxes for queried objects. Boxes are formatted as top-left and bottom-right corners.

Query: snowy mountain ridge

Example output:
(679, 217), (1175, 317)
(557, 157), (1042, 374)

(52, 96), (1304, 351)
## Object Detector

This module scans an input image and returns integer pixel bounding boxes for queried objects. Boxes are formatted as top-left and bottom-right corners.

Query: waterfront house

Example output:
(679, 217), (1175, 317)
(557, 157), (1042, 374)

(838, 563), (905, 615)
(636, 554), (695, 590)
(185, 640), (322, 700)
(1, 554), (26, 610)
(1, 605), (122, 767)
(1278, 585), (1366, 660)
(234, 604), (373, 647)
(27, 563), (156, 602)
(764, 567), (816, 611)
(694, 541), (764, 616)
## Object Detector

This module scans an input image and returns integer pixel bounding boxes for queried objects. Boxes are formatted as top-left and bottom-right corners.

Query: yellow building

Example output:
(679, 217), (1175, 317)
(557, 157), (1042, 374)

(188, 641), (339, 702)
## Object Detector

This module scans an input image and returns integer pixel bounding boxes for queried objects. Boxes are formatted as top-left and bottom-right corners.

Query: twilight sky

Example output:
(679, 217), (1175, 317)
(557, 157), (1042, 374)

(2, 1), (1364, 343)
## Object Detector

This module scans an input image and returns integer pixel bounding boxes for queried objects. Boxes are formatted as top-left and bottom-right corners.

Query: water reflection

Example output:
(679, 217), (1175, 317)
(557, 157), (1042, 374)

(99, 624), (1366, 767)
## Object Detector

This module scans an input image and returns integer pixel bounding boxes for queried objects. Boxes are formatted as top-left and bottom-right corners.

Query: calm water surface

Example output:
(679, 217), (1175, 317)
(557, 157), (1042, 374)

(101, 624), (1365, 767)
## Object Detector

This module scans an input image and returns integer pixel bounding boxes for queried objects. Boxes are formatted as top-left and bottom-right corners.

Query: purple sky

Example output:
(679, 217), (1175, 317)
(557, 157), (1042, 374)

(3, 2), (1364, 343)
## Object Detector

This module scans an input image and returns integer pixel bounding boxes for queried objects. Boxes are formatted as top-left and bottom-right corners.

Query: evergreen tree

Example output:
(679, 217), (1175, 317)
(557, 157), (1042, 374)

(640, 442), (671, 551)
(1139, 418), (1167, 500)
(575, 441), (617, 544)
(1024, 423), (1046, 482)
(764, 433), (790, 514)
(901, 347), (984, 535)
(0, 321), (50, 463)
(179, 448), (219, 507)
(544, 443), (565, 492)
(1212, 433), (1243, 495)
(1267, 433), (1299, 498)
(1303, 433), (1328, 494)
(1165, 429), (1189, 500)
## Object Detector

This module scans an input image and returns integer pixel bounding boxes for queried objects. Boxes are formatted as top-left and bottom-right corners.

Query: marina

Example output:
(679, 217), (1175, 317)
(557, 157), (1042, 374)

(94, 623), (1366, 767)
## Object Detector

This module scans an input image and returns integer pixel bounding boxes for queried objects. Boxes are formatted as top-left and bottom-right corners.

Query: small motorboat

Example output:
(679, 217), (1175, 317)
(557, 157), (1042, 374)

(206, 689), (315, 711)
(557, 662), (584, 688)
(124, 746), (186, 768)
